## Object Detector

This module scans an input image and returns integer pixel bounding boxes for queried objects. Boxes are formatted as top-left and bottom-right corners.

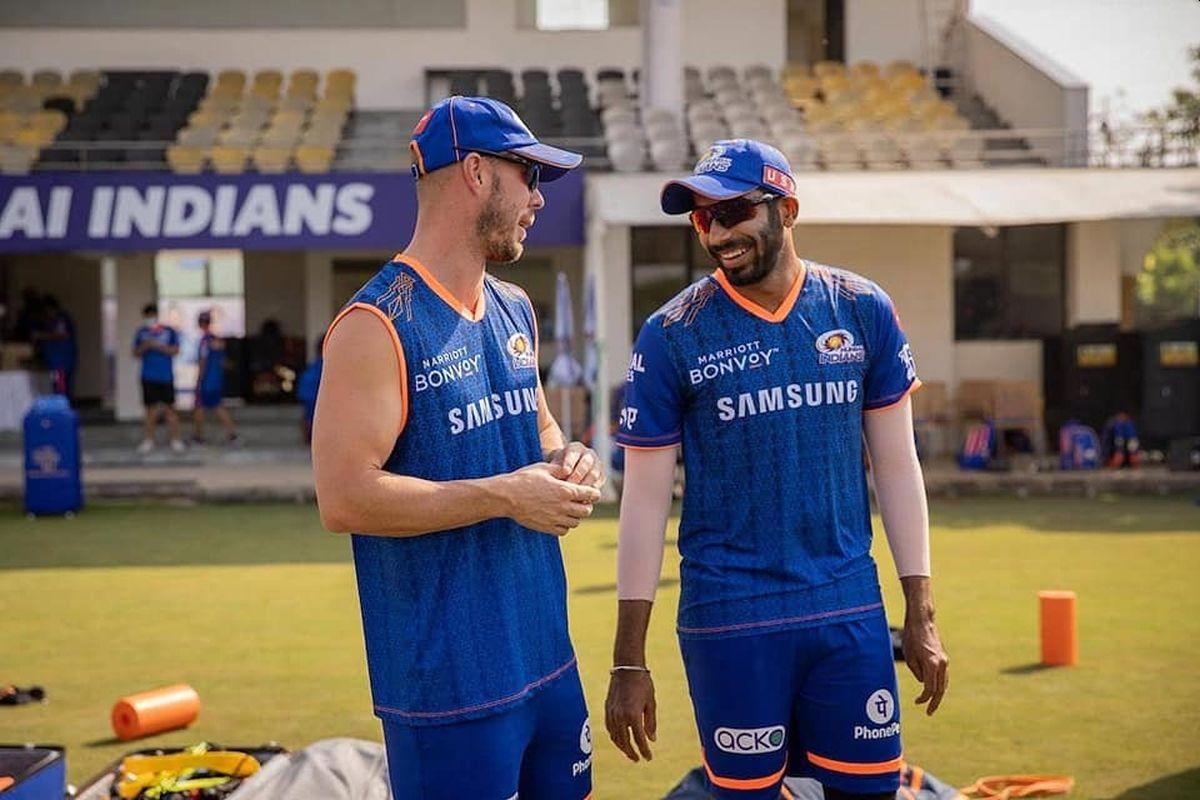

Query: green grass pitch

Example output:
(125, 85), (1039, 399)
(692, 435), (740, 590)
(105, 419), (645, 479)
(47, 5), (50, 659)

(0, 496), (1197, 798)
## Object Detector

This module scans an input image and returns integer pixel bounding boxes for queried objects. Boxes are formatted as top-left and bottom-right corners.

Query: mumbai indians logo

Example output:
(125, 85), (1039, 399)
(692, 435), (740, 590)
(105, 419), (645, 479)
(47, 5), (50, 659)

(31, 445), (61, 475)
(507, 332), (537, 370)
(696, 145), (733, 174)
(815, 328), (865, 365)
(376, 274), (415, 322)
(714, 725), (786, 755)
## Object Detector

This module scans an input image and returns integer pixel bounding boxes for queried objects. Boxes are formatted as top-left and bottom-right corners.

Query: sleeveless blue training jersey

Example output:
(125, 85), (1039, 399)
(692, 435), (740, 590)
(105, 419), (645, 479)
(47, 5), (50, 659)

(334, 255), (575, 726)
(615, 263), (920, 639)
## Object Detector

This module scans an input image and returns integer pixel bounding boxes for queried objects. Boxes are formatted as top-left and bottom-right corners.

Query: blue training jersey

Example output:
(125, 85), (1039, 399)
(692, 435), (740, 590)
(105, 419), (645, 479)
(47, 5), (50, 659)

(334, 255), (575, 726)
(615, 263), (920, 639)
(134, 325), (179, 384)
(197, 333), (225, 391)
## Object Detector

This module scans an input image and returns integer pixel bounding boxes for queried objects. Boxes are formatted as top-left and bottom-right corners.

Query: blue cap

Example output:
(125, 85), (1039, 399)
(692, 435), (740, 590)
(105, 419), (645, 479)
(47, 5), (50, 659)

(661, 139), (797, 214)
(410, 96), (583, 182)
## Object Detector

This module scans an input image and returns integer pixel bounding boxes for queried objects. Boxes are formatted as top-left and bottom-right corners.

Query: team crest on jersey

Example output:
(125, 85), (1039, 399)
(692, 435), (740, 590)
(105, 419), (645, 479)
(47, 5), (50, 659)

(507, 332), (537, 370)
(816, 328), (866, 364)
(376, 273), (415, 322)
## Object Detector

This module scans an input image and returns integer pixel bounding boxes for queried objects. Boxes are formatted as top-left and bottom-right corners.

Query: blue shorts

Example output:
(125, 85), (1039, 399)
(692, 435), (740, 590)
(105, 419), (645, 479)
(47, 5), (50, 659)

(197, 387), (223, 409)
(382, 664), (592, 800)
(681, 611), (901, 798)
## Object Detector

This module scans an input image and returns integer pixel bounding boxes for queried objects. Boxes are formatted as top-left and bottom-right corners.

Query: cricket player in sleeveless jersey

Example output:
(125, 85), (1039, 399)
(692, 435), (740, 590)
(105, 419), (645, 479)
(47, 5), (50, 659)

(605, 140), (949, 800)
(313, 97), (602, 800)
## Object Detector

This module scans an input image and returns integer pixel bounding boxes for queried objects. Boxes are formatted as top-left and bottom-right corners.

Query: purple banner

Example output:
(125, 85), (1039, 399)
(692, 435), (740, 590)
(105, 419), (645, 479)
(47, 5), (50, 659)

(0, 169), (584, 252)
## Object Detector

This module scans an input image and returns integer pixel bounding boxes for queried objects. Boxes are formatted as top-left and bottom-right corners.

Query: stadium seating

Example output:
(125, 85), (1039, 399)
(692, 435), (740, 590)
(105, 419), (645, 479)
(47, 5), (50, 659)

(0, 66), (354, 173)
(586, 60), (982, 172)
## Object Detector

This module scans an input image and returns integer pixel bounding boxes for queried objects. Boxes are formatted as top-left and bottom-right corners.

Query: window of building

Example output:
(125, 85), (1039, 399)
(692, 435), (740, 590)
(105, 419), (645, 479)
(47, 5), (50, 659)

(631, 226), (715, 334)
(953, 224), (1066, 340)
(518, 0), (638, 30)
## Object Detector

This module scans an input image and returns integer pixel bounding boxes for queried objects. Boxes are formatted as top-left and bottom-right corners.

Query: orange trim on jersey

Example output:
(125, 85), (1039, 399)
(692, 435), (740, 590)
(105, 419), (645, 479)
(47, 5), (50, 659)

(908, 763), (924, 791)
(391, 252), (486, 322)
(703, 754), (788, 791)
(864, 378), (923, 414)
(326, 302), (409, 437)
(781, 784), (795, 800)
(806, 751), (903, 775)
(711, 264), (805, 324)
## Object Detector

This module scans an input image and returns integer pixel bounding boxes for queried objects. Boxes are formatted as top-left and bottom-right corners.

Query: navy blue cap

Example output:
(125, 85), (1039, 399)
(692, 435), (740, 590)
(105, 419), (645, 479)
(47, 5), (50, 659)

(661, 139), (797, 214)
(410, 96), (583, 182)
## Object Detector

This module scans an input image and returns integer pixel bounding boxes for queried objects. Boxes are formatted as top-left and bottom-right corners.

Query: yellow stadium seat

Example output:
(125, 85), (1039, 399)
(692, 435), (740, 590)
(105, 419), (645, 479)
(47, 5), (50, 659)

(1, 87), (42, 113)
(884, 60), (919, 79)
(209, 84), (244, 101)
(166, 144), (206, 174)
(250, 84), (280, 103)
(326, 69), (357, 89)
(28, 110), (67, 135)
(216, 70), (247, 91)
(218, 127), (260, 148)
(0, 71), (23, 88)
(812, 61), (845, 79)
(253, 70), (284, 90)
(177, 126), (220, 148)
(279, 93), (314, 111)
(209, 145), (249, 174)
(252, 146), (291, 173)
(31, 70), (62, 92)
(13, 127), (55, 148)
(295, 145), (334, 173)
(0, 144), (36, 174)
(0, 111), (22, 138)
(314, 95), (352, 114)
(188, 110), (229, 129)
(290, 68), (319, 87)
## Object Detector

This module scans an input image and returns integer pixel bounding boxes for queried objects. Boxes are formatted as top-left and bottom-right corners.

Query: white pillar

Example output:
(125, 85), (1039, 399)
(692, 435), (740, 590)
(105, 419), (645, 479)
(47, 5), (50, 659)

(304, 251), (334, 357)
(114, 253), (156, 422)
(1067, 221), (1122, 326)
(640, 0), (683, 119)
(588, 217), (632, 498)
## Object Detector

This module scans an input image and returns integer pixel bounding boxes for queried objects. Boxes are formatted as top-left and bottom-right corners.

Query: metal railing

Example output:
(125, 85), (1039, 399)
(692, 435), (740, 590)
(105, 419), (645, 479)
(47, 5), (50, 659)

(4, 124), (1196, 174)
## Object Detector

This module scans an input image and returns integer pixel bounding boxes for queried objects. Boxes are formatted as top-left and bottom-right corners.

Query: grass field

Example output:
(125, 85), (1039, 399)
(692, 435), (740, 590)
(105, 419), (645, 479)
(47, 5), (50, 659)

(1, 496), (1198, 798)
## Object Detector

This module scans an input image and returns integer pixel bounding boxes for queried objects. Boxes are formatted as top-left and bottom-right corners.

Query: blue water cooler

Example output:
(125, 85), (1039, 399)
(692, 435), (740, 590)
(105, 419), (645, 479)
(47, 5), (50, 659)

(22, 395), (82, 517)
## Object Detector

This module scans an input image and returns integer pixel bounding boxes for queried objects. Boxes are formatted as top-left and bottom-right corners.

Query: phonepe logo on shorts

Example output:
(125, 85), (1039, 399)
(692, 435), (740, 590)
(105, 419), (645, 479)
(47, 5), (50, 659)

(690, 341), (780, 386)
(854, 689), (900, 740)
(714, 725), (786, 755)
(572, 718), (593, 777)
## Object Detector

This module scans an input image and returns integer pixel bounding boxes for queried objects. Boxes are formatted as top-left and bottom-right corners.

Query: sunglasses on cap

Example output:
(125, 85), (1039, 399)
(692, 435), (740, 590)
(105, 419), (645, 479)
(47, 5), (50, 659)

(456, 148), (541, 191)
(689, 193), (777, 235)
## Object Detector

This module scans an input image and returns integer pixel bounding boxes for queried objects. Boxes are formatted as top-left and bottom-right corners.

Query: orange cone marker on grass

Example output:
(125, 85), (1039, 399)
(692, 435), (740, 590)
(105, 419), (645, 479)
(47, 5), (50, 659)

(111, 684), (201, 741)
(1039, 591), (1077, 666)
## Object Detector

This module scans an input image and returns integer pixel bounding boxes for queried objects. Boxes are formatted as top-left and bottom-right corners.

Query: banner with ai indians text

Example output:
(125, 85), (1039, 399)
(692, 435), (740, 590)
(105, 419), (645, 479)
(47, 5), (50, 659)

(0, 169), (584, 253)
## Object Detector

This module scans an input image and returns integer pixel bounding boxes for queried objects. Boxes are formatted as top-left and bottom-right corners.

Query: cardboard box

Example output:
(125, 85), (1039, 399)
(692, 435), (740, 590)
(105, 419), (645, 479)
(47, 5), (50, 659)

(1, 343), (34, 371)
(955, 380), (1042, 423)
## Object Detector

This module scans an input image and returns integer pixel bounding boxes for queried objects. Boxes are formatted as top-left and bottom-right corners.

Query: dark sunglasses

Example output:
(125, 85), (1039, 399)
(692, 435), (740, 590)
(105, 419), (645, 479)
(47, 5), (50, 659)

(458, 148), (541, 191)
(689, 194), (777, 234)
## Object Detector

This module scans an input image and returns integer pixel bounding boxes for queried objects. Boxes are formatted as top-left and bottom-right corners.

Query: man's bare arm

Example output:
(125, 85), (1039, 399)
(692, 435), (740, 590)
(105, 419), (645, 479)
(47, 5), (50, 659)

(313, 308), (598, 537)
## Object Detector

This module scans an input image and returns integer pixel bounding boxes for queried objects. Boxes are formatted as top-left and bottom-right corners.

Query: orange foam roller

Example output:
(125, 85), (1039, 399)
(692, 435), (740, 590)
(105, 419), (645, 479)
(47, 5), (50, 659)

(111, 684), (201, 741)
(1039, 591), (1078, 667)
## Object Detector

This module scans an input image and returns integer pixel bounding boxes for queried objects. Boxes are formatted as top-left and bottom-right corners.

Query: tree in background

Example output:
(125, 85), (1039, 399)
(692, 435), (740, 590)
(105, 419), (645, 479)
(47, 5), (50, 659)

(1136, 219), (1200, 327)
(1133, 46), (1200, 326)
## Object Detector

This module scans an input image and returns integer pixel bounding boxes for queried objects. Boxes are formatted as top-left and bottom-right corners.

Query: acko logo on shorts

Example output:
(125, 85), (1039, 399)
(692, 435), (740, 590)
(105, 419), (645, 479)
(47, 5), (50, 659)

(714, 725), (786, 755)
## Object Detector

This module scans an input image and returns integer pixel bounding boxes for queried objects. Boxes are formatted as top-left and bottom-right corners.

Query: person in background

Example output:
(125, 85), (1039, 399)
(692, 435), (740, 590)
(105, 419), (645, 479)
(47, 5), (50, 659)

(133, 302), (185, 455)
(11, 288), (42, 343)
(296, 332), (324, 445)
(33, 295), (77, 401)
(192, 310), (239, 446)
